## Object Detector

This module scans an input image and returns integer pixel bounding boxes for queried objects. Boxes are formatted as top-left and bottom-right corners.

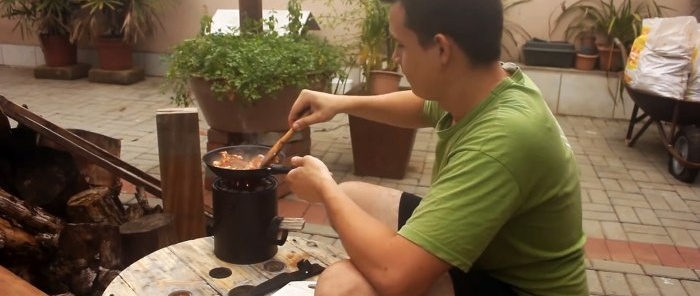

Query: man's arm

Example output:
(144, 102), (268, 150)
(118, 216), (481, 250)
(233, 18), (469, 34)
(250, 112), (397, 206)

(342, 90), (429, 128)
(289, 90), (431, 130)
(320, 185), (451, 296)
(287, 156), (450, 295)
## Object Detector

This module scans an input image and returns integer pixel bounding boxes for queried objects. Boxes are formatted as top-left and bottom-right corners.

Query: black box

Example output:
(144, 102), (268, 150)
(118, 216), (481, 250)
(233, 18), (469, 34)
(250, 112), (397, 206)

(522, 39), (576, 68)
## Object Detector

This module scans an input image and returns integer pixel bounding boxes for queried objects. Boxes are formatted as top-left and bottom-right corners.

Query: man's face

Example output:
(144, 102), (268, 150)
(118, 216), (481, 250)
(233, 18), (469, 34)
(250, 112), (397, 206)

(388, 3), (441, 99)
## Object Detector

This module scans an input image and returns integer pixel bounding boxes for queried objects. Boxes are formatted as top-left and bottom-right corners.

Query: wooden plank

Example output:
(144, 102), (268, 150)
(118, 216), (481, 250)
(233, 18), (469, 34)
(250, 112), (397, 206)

(156, 108), (206, 242)
(288, 237), (349, 266)
(101, 275), (137, 296)
(168, 236), (267, 294)
(0, 265), (48, 296)
(117, 245), (219, 295)
(107, 236), (347, 295)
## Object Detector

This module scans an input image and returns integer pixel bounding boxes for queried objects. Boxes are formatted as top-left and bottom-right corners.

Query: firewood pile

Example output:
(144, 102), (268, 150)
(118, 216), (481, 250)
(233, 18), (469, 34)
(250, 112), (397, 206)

(0, 111), (171, 296)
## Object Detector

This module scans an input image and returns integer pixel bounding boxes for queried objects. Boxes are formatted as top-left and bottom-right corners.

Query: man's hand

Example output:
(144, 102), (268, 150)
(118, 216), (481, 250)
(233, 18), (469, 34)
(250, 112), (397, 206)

(288, 89), (344, 131)
(286, 156), (337, 203)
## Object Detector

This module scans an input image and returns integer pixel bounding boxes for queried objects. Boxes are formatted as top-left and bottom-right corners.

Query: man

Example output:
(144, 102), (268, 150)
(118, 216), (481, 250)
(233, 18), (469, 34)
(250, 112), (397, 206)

(285, 0), (588, 295)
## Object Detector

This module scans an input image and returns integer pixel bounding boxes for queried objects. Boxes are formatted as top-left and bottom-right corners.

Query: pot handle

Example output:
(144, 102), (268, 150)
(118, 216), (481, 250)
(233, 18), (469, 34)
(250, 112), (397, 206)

(266, 164), (293, 175)
(268, 216), (289, 246)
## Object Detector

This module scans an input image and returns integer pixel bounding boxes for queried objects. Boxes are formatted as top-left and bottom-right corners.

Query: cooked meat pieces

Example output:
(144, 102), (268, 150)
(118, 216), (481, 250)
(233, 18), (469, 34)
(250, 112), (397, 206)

(212, 151), (265, 170)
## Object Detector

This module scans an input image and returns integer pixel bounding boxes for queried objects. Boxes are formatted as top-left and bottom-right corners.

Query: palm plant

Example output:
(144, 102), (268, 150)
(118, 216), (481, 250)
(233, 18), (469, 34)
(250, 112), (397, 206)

(1, 0), (82, 67)
(550, 0), (669, 47)
(71, 0), (171, 44)
(0, 0), (78, 38)
(501, 0), (532, 58)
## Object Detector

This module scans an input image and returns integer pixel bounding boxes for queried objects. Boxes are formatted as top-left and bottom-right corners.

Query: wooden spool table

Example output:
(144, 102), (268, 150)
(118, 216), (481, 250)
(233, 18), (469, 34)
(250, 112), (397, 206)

(103, 235), (347, 295)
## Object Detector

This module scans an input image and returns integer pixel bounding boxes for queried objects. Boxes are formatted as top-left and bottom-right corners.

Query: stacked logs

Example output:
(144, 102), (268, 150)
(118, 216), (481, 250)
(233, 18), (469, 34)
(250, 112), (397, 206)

(0, 116), (172, 296)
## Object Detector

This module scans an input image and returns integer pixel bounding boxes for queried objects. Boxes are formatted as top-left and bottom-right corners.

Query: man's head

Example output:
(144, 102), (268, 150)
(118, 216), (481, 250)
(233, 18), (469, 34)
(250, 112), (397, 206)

(381, 0), (503, 67)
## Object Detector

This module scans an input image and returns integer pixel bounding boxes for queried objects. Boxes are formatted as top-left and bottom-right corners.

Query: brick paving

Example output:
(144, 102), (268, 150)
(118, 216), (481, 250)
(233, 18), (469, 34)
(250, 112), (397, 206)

(2, 65), (700, 294)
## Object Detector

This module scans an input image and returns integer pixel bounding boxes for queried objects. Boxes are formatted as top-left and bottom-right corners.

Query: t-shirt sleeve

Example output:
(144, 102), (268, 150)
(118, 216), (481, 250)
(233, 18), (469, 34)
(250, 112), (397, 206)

(398, 150), (522, 272)
(423, 100), (443, 127)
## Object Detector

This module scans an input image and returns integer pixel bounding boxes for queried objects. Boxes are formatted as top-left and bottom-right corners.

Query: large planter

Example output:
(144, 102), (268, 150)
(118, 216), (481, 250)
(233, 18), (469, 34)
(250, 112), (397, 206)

(39, 34), (77, 67)
(348, 83), (417, 179)
(95, 37), (133, 70)
(368, 70), (403, 95)
(189, 77), (304, 133)
(597, 45), (623, 72)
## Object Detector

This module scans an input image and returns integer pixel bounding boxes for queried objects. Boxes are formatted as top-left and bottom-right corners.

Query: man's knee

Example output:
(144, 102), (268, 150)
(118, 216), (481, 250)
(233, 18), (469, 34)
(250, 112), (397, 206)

(314, 260), (377, 296)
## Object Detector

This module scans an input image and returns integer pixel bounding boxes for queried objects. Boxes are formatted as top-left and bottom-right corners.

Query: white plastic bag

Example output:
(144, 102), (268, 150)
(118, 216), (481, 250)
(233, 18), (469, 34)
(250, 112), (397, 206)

(685, 25), (700, 101)
(624, 16), (697, 100)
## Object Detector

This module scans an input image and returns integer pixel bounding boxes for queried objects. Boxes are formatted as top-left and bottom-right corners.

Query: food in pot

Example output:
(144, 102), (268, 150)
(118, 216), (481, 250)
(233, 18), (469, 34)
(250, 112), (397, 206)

(212, 151), (265, 170)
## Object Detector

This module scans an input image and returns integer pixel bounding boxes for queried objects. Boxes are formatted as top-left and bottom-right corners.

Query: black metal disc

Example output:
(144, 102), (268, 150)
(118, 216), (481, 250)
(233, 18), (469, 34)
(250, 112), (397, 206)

(263, 260), (286, 272)
(228, 285), (254, 296)
(209, 267), (233, 279)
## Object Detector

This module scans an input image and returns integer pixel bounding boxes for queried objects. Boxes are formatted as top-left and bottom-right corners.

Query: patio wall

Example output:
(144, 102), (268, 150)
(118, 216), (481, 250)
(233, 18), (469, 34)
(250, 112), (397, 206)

(0, 0), (692, 119)
(0, 0), (692, 65)
(523, 65), (634, 120)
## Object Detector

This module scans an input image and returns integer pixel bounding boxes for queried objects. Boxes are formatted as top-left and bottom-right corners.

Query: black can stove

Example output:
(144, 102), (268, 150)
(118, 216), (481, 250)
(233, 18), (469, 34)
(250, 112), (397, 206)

(211, 176), (288, 264)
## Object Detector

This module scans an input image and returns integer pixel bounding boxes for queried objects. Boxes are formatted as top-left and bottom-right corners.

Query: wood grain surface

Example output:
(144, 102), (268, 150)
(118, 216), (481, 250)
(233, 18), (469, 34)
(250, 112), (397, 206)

(103, 236), (347, 296)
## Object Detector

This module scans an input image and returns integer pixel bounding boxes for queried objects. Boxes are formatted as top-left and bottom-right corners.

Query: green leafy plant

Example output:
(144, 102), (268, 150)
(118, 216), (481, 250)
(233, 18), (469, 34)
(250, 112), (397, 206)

(0, 0), (79, 38)
(70, 0), (172, 43)
(358, 0), (394, 72)
(550, 0), (669, 46)
(164, 2), (345, 107)
(321, 0), (532, 79)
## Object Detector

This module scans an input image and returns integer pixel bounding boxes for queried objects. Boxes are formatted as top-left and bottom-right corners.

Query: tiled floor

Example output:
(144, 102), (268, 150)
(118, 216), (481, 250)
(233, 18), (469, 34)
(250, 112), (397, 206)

(3, 65), (700, 295)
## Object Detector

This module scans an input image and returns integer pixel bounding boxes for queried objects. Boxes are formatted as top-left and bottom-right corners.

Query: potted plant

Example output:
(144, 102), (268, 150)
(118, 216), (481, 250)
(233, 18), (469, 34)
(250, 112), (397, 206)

(0, 0), (80, 67)
(357, 0), (401, 95)
(70, 0), (171, 71)
(346, 0), (418, 179)
(550, 0), (668, 71)
(164, 1), (344, 134)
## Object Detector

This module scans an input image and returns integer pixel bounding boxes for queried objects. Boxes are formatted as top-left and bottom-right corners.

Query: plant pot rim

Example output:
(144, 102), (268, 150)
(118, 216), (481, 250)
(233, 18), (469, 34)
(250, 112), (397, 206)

(596, 44), (621, 52)
(577, 53), (599, 58)
(370, 70), (403, 77)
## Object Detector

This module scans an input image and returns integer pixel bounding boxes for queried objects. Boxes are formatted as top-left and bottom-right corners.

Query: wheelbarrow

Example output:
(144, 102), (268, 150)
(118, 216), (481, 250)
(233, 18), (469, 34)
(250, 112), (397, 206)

(618, 39), (700, 183)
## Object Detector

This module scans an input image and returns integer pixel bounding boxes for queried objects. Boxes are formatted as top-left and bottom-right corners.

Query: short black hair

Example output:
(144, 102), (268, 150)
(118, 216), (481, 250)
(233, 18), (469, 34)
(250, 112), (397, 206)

(382, 0), (503, 66)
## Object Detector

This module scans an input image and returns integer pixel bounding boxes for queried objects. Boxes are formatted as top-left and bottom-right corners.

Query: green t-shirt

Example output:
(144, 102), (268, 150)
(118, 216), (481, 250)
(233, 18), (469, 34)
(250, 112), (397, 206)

(398, 65), (587, 295)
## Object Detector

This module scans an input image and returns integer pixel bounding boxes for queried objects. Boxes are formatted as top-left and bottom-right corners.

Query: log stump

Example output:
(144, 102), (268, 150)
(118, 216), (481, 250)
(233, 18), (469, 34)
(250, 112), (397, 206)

(66, 187), (125, 225)
(120, 212), (175, 266)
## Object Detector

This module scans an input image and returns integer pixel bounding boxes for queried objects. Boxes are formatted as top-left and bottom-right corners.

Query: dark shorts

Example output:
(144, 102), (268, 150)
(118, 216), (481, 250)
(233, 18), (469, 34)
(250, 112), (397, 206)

(398, 192), (518, 296)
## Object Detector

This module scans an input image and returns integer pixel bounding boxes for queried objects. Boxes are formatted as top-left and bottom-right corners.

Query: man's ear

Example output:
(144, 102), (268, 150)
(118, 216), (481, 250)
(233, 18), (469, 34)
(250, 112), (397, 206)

(433, 34), (452, 64)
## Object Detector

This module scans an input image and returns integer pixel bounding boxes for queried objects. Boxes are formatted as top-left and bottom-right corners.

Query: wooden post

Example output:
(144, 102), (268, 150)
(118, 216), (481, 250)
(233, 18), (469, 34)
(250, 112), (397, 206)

(239, 0), (263, 33)
(156, 108), (205, 242)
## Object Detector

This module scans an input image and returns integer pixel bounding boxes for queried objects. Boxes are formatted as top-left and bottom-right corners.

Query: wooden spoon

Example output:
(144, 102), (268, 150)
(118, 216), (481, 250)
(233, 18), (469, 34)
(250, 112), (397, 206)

(259, 108), (312, 168)
(258, 127), (297, 168)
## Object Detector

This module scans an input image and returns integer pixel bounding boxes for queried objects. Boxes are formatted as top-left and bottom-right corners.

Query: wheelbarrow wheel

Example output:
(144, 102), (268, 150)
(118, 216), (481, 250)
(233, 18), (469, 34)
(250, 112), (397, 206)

(668, 126), (700, 183)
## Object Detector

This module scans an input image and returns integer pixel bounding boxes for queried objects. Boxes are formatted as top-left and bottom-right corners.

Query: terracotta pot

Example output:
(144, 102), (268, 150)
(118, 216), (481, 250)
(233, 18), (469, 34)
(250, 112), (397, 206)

(95, 37), (133, 70)
(368, 70), (403, 95)
(597, 45), (623, 72)
(347, 84), (417, 179)
(575, 53), (598, 71)
(189, 77), (303, 133)
(348, 115), (416, 179)
(39, 34), (77, 67)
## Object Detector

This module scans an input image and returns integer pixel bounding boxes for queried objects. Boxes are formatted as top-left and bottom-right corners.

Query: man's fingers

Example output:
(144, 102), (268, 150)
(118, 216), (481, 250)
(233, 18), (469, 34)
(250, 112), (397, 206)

(293, 111), (324, 131)
(290, 156), (304, 167)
